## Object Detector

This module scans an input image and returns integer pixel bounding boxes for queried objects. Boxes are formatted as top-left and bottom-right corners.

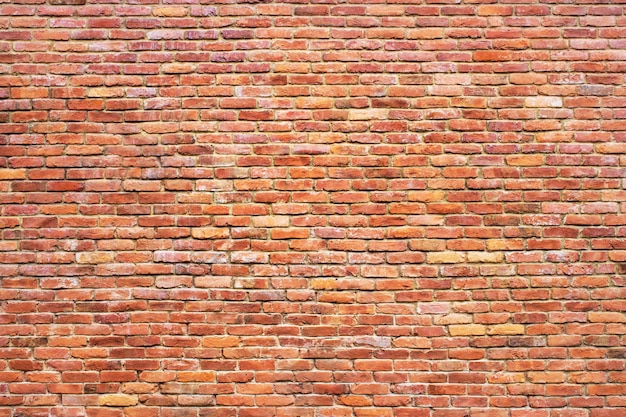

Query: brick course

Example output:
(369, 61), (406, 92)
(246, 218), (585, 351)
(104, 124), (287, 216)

(1, 1), (626, 416)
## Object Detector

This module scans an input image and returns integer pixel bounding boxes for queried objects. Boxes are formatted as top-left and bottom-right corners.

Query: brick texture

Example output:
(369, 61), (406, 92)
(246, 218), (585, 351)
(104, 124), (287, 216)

(1, 1), (626, 416)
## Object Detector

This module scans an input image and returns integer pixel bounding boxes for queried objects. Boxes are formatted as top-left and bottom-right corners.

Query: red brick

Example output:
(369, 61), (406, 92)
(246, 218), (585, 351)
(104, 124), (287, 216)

(0, 3), (623, 416)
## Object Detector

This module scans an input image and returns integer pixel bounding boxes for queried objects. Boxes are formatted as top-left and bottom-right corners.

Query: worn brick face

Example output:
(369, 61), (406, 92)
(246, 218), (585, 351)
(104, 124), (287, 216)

(1, 1), (626, 416)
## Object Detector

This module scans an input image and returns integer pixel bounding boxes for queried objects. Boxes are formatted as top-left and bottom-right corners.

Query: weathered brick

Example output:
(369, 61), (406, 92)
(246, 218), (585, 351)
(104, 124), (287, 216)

(449, 325), (487, 336)
(488, 324), (526, 335)
(0, 3), (622, 416)
(97, 394), (138, 407)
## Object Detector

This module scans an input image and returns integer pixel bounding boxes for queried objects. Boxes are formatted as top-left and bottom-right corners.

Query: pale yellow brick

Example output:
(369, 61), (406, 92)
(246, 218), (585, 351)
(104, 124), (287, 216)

(486, 239), (523, 251)
(153, 7), (188, 17)
(76, 252), (115, 264)
(434, 314), (473, 325)
(407, 28), (444, 39)
(488, 324), (525, 335)
(588, 312), (626, 323)
(467, 252), (504, 263)
(449, 324), (486, 336)
(427, 252), (466, 264)
(252, 216), (290, 228)
(393, 337), (431, 349)
(350, 108), (387, 120)
(525, 96), (562, 108)
(162, 63), (196, 74)
(98, 394), (138, 407)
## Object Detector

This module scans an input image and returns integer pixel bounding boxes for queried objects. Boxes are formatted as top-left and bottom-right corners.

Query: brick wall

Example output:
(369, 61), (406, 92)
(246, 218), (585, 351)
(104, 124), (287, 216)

(1, 1), (625, 417)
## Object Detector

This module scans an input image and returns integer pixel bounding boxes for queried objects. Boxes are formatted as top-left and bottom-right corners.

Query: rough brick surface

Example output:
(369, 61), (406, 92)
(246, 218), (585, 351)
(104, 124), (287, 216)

(1, 1), (626, 416)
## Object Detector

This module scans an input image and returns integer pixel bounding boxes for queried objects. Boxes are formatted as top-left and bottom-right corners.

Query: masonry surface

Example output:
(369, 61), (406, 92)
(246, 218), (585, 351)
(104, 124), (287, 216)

(0, 1), (625, 416)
